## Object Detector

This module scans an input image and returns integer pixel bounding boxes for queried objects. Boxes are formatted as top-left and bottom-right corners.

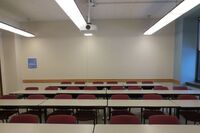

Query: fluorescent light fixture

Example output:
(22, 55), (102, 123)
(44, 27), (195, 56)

(0, 22), (35, 37)
(144, 0), (200, 35)
(84, 33), (93, 37)
(55, 0), (87, 30)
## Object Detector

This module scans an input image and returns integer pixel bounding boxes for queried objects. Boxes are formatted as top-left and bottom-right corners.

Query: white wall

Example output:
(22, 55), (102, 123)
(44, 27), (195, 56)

(19, 19), (175, 80)
(0, 32), (20, 94)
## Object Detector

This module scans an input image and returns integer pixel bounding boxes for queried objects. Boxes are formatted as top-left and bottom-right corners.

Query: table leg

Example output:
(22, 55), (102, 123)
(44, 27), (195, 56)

(104, 107), (106, 124)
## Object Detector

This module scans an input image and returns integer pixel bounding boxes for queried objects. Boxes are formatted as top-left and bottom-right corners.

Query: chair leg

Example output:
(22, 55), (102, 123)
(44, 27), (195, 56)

(185, 119), (187, 124)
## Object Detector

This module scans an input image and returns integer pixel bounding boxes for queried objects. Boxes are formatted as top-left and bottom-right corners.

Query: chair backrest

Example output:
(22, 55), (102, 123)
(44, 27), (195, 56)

(83, 87), (97, 90)
(61, 81), (72, 84)
(111, 94), (129, 100)
(67, 86), (80, 90)
(177, 94), (198, 100)
(45, 86), (59, 90)
(93, 81), (104, 84)
(128, 86), (141, 90)
(9, 114), (39, 123)
(143, 94), (163, 100)
(111, 86), (124, 90)
(154, 86), (169, 90)
(149, 115), (179, 124)
(126, 81), (137, 84)
(46, 115), (76, 124)
(110, 115), (140, 124)
(54, 94), (72, 99)
(173, 86), (188, 90)
(77, 94), (96, 99)
(0, 95), (17, 99)
(74, 81), (85, 84)
(142, 81), (153, 84)
(107, 81), (118, 84)
(27, 94), (46, 99)
(25, 87), (39, 90)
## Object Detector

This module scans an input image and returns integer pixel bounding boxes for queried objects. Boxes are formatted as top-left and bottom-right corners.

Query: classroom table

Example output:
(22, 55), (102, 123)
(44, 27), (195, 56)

(171, 100), (200, 117)
(106, 89), (200, 98)
(40, 99), (107, 123)
(10, 90), (107, 98)
(0, 123), (94, 133)
(108, 99), (178, 120)
(0, 99), (45, 108)
(94, 125), (200, 133)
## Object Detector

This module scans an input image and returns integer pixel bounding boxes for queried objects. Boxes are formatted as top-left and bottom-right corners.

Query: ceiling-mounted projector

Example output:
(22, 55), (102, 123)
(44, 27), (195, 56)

(80, 23), (97, 31)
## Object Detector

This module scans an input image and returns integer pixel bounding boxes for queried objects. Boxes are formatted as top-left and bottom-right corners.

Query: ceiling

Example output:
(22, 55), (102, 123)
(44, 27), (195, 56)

(0, 0), (183, 22)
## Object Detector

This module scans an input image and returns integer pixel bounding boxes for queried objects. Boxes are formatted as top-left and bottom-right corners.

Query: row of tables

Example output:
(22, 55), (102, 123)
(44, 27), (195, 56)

(1, 99), (200, 123)
(0, 123), (200, 133)
(10, 89), (200, 96)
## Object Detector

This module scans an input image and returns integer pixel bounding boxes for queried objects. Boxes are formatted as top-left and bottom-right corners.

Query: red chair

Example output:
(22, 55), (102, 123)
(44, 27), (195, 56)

(67, 87), (80, 90)
(75, 94), (97, 124)
(110, 95), (134, 117)
(48, 94), (73, 117)
(111, 94), (129, 99)
(177, 95), (198, 100)
(74, 81), (85, 84)
(128, 86), (141, 90)
(0, 95), (18, 122)
(83, 87), (97, 90)
(93, 82), (104, 84)
(111, 86), (124, 90)
(61, 81), (72, 84)
(54, 94), (72, 99)
(142, 94), (165, 123)
(0, 95), (17, 99)
(27, 94), (46, 99)
(173, 86), (188, 90)
(107, 81), (118, 84)
(142, 81), (154, 90)
(126, 81), (137, 84)
(25, 87), (39, 90)
(9, 114), (39, 123)
(23, 94), (46, 122)
(110, 115), (140, 124)
(154, 86), (169, 90)
(142, 81), (153, 84)
(149, 115), (179, 124)
(46, 115), (76, 124)
(177, 94), (200, 124)
(45, 86), (59, 90)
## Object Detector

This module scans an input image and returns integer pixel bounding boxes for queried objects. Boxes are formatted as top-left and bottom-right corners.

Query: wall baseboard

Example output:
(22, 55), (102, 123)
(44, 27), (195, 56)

(23, 79), (180, 84)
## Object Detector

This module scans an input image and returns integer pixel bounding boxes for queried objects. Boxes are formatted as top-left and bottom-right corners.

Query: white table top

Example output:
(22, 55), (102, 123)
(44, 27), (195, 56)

(59, 90), (106, 94)
(0, 99), (45, 106)
(171, 100), (200, 107)
(107, 89), (200, 95)
(95, 125), (200, 133)
(40, 99), (107, 107)
(108, 100), (178, 107)
(10, 90), (59, 95)
(10, 90), (106, 95)
(0, 124), (94, 133)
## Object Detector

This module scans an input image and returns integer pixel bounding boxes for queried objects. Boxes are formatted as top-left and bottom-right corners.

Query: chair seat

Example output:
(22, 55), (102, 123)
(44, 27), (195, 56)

(143, 110), (164, 119)
(180, 111), (200, 122)
(111, 110), (134, 116)
(75, 110), (96, 121)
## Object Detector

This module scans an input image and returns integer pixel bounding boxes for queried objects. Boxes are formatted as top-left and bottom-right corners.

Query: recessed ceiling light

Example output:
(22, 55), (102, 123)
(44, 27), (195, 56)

(144, 0), (200, 35)
(0, 22), (35, 37)
(55, 0), (87, 30)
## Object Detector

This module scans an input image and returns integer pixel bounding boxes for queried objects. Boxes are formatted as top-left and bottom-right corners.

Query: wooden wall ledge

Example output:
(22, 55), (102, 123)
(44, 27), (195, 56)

(23, 79), (180, 84)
